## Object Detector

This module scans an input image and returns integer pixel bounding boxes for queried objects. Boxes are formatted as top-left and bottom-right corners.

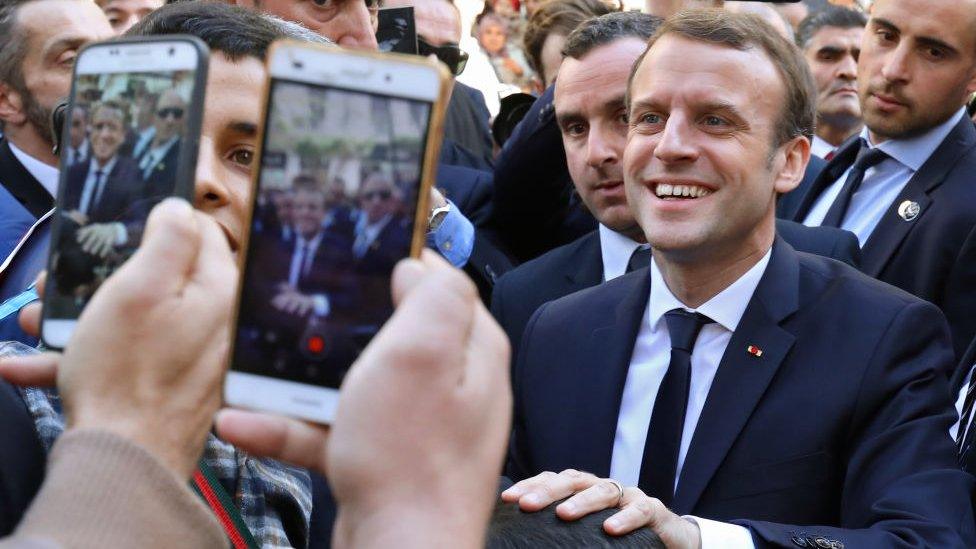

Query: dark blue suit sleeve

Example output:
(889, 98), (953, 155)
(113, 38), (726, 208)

(733, 301), (976, 548)
(505, 300), (550, 482)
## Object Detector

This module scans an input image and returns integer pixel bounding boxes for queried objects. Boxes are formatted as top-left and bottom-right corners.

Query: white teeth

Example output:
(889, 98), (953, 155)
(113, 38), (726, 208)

(654, 183), (712, 199)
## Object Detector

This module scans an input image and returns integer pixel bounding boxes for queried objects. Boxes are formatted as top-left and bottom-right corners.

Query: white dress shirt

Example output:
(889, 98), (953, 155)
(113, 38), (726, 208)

(952, 365), (974, 442)
(802, 108), (966, 247)
(598, 224), (647, 281)
(810, 135), (836, 160)
(8, 141), (58, 197)
(79, 156), (117, 215)
(610, 248), (773, 548)
(288, 232), (330, 317)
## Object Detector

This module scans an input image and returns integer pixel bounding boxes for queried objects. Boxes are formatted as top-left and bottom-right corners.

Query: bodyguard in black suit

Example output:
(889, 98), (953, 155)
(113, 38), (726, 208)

(63, 156), (143, 223)
(777, 0), (976, 362)
(503, 10), (974, 547)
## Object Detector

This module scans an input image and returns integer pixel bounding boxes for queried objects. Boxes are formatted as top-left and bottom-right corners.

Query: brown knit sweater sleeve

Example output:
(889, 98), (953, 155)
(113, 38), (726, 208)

(0, 429), (226, 549)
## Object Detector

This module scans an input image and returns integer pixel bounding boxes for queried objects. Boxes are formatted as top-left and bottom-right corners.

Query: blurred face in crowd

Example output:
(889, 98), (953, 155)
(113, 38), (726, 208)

(153, 90), (187, 143)
(555, 38), (648, 241)
(292, 188), (328, 240)
(98, 0), (164, 35)
(803, 24), (862, 140)
(273, 190), (295, 225)
(89, 105), (126, 165)
(191, 52), (265, 255)
(360, 177), (399, 224)
(230, 0), (379, 50)
(479, 21), (507, 54)
(69, 107), (87, 148)
(539, 33), (567, 88)
(624, 35), (807, 262)
(325, 178), (346, 207)
(0, 0), (112, 151)
(859, 0), (976, 142)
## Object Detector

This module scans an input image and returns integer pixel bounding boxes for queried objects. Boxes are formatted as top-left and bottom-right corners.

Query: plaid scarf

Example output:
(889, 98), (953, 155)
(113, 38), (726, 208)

(1, 341), (313, 548)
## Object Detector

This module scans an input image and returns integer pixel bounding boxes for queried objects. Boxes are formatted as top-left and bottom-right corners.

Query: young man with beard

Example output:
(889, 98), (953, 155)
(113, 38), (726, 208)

(0, 0), (113, 259)
(779, 0), (976, 363)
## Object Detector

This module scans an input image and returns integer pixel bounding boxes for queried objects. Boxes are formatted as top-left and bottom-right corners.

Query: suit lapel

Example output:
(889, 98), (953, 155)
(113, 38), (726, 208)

(786, 136), (861, 222)
(0, 139), (53, 219)
(564, 231), (604, 290)
(671, 239), (799, 514)
(860, 117), (976, 277)
(952, 337), (976, 395)
(569, 270), (650, 477)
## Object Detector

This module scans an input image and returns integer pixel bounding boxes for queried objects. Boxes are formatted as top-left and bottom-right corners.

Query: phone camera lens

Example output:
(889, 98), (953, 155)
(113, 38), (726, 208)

(168, 47), (175, 56)
(293, 60), (305, 69)
(385, 74), (392, 83)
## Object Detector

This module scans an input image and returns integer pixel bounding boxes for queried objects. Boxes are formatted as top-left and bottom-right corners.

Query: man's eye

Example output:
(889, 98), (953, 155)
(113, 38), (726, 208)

(564, 123), (586, 137)
(311, 0), (333, 6)
(703, 115), (727, 126)
(229, 148), (254, 167)
(639, 113), (661, 125)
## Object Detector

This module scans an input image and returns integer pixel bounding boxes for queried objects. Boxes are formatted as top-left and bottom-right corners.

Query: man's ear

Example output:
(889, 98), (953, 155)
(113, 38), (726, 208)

(773, 135), (811, 195)
(0, 82), (27, 127)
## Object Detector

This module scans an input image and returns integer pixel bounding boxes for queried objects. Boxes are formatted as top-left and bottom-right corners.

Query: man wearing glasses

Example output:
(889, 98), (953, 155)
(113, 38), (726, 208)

(135, 90), (185, 195)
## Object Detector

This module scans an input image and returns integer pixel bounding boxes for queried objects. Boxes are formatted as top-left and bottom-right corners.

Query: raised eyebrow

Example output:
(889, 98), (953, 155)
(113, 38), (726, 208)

(816, 46), (845, 56)
(555, 110), (585, 128)
(228, 122), (259, 136)
(871, 17), (900, 35)
(43, 36), (87, 60)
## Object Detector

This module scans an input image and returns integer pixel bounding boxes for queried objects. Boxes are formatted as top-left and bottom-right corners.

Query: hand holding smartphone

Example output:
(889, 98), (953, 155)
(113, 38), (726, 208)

(226, 42), (450, 424)
(41, 37), (208, 349)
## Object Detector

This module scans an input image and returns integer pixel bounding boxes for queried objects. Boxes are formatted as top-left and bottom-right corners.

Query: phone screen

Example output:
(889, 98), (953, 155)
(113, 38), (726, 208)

(233, 78), (431, 388)
(45, 44), (201, 328)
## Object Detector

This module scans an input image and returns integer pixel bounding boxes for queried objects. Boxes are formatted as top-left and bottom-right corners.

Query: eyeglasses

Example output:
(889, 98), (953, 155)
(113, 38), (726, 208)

(363, 190), (393, 201)
(418, 37), (468, 76)
(156, 107), (185, 120)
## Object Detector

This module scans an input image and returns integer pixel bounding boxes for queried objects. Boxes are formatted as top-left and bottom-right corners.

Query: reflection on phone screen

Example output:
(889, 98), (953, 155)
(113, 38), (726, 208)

(47, 70), (193, 319)
(234, 80), (430, 388)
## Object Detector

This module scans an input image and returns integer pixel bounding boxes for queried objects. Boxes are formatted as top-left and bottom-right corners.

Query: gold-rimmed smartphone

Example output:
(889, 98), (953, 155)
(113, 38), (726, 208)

(225, 41), (450, 424)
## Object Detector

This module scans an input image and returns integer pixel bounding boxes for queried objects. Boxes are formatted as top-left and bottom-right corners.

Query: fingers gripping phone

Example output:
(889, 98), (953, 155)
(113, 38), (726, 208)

(41, 37), (208, 349)
(226, 42), (450, 424)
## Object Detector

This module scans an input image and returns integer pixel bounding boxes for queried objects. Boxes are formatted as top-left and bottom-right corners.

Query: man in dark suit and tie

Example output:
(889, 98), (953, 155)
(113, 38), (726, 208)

(51, 100), (143, 304)
(239, 182), (358, 386)
(504, 10), (974, 547)
(134, 89), (184, 196)
(492, 12), (861, 355)
(778, 0), (976, 362)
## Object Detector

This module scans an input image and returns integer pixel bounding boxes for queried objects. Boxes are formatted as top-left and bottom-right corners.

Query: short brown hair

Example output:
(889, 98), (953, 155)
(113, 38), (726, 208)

(522, 0), (617, 80)
(629, 9), (816, 146)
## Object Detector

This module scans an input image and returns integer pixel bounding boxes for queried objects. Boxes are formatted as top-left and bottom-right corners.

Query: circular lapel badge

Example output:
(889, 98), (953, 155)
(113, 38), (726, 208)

(897, 200), (921, 222)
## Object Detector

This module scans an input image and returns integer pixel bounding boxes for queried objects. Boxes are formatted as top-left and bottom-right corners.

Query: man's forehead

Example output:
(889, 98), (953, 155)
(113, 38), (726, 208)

(556, 39), (649, 99)
(631, 35), (781, 107)
(871, 0), (976, 52)
(808, 25), (862, 48)
(20, 0), (110, 45)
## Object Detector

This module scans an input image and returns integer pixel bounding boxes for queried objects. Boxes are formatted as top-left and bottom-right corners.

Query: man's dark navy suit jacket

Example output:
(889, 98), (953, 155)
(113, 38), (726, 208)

(491, 220), (860, 355)
(509, 238), (974, 547)
(778, 116), (976, 362)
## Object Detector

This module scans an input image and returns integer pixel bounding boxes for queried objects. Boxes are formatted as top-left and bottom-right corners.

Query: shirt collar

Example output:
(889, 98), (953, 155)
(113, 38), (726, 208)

(599, 224), (646, 281)
(7, 141), (58, 197)
(863, 107), (966, 172)
(89, 155), (118, 177)
(648, 247), (773, 333)
(296, 231), (323, 250)
(810, 135), (836, 159)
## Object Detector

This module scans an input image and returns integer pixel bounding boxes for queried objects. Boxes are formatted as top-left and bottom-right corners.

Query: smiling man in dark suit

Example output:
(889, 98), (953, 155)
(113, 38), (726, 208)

(503, 9), (974, 548)
(778, 0), (976, 363)
(491, 12), (860, 356)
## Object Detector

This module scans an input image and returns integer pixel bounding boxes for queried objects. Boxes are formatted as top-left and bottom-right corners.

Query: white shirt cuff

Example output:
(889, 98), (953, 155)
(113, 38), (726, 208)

(684, 516), (755, 549)
(312, 295), (330, 317)
(113, 223), (128, 246)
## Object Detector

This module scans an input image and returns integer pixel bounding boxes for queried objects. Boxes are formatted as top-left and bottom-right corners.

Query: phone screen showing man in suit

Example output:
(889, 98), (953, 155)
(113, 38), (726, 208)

(45, 67), (198, 323)
(233, 79), (430, 389)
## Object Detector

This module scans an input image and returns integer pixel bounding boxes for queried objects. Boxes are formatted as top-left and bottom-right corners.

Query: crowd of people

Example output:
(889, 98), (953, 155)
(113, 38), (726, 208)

(0, 0), (974, 547)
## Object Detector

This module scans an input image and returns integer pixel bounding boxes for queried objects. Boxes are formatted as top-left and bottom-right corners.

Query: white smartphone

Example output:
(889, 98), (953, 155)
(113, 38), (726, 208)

(41, 37), (208, 349)
(225, 42), (450, 423)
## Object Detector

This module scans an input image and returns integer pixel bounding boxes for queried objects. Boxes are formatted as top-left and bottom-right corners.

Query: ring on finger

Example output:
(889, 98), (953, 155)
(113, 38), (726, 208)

(606, 479), (624, 507)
